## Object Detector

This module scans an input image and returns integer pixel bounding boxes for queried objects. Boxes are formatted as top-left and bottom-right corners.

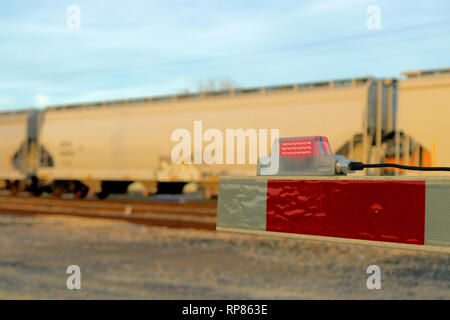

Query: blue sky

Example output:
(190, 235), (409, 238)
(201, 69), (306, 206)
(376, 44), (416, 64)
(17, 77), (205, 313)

(1, 0), (450, 110)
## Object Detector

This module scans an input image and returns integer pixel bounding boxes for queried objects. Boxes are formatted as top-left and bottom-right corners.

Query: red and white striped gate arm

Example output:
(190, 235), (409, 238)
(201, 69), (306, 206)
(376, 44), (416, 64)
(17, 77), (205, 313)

(217, 176), (450, 252)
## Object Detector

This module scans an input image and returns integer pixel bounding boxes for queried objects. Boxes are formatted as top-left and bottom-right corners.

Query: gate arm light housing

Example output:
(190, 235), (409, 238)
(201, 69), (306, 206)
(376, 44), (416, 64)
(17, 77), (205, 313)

(257, 136), (356, 176)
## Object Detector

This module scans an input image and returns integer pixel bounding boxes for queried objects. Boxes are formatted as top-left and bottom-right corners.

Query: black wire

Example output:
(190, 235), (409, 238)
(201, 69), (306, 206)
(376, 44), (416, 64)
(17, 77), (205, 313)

(349, 162), (450, 171)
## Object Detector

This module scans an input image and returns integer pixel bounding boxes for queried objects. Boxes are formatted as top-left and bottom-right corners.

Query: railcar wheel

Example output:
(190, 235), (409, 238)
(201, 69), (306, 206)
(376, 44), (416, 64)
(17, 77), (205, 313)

(31, 188), (43, 196)
(29, 176), (42, 196)
(7, 180), (19, 196)
(156, 182), (187, 194)
(74, 186), (89, 199)
(52, 186), (63, 197)
(96, 191), (109, 199)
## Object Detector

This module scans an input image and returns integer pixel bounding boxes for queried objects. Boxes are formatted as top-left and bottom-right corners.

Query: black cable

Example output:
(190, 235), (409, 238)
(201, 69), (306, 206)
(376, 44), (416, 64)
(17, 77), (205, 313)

(349, 162), (450, 172)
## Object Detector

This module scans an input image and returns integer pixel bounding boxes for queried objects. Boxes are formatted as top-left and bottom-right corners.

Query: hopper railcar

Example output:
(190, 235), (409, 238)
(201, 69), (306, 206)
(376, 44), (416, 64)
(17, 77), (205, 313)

(2, 69), (445, 198)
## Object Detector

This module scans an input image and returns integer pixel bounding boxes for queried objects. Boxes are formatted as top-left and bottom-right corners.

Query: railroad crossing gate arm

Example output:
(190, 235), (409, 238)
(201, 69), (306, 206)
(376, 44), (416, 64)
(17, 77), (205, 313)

(217, 175), (450, 252)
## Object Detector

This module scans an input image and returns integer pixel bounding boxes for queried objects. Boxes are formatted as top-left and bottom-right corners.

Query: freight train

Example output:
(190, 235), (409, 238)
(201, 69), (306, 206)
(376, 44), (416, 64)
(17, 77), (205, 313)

(1, 67), (449, 198)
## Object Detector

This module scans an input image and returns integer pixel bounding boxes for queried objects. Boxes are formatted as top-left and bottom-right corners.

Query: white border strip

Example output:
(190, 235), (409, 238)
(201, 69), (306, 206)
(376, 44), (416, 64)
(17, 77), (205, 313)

(217, 227), (450, 254)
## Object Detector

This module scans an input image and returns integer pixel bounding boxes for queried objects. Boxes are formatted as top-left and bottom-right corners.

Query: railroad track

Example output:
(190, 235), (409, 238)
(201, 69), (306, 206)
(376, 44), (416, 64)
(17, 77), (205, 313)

(0, 195), (217, 230)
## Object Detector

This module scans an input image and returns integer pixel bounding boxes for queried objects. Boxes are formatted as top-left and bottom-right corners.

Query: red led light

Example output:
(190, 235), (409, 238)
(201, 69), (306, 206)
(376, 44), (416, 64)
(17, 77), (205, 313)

(320, 137), (332, 155)
(280, 140), (313, 156)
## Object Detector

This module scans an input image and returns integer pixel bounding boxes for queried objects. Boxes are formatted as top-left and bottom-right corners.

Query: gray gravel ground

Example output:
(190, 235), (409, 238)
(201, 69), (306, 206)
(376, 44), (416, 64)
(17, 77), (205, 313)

(0, 213), (449, 299)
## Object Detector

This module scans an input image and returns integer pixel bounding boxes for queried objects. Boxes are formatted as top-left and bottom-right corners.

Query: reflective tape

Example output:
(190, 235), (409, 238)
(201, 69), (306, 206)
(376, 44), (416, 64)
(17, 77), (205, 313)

(217, 176), (450, 250)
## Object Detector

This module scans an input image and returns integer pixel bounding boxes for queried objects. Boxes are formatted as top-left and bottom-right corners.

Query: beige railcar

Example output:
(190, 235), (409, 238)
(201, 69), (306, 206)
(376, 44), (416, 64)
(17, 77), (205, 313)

(397, 68), (450, 176)
(0, 111), (29, 181)
(37, 77), (389, 195)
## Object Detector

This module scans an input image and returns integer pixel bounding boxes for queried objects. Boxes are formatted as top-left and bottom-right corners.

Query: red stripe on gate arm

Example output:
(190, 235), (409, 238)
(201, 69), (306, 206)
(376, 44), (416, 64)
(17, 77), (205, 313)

(266, 180), (426, 245)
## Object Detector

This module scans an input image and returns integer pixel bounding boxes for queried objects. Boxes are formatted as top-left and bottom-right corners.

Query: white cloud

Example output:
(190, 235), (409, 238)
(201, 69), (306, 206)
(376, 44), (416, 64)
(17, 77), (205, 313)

(0, 97), (14, 108)
(35, 94), (49, 107)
